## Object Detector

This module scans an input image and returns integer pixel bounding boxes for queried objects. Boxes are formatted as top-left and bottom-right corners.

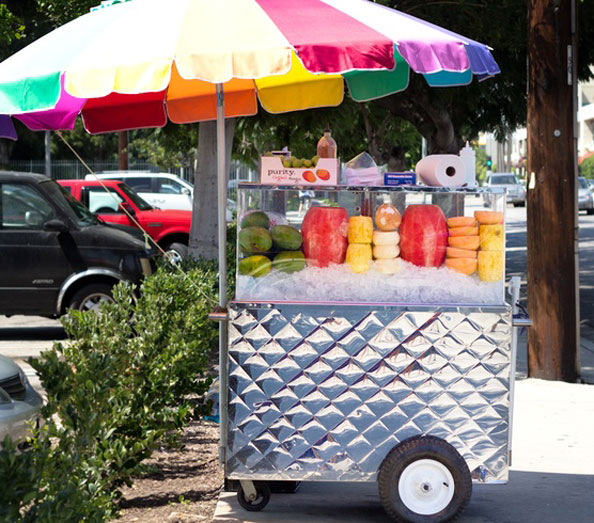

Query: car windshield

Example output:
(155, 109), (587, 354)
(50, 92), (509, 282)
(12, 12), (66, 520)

(117, 183), (154, 210)
(40, 180), (99, 226)
(578, 178), (590, 189)
(490, 175), (519, 185)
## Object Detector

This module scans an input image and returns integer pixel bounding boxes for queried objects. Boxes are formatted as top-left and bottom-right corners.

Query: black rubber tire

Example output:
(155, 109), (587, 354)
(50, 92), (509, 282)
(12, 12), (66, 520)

(587, 208), (594, 215)
(378, 436), (472, 523)
(237, 481), (271, 512)
(94, 206), (116, 214)
(164, 242), (188, 264)
(68, 283), (114, 313)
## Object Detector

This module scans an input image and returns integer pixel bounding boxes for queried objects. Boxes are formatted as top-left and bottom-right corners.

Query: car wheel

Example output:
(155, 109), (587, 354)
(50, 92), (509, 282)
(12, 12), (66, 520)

(587, 208), (594, 215)
(164, 242), (188, 264)
(68, 283), (114, 313)
(94, 206), (115, 213)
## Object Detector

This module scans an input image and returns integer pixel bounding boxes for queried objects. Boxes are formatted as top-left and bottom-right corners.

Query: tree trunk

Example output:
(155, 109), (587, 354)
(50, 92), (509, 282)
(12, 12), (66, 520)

(0, 139), (13, 166)
(118, 131), (128, 170)
(526, 0), (579, 381)
(378, 85), (463, 156)
(189, 119), (235, 261)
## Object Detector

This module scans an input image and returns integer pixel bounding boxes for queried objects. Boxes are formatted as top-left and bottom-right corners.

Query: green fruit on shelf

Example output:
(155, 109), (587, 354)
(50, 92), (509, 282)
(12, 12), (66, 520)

(238, 226), (272, 254)
(273, 251), (306, 273)
(240, 211), (270, 229)
(312, 155), (320, 166)
(282, 158), (291, 168)
(302, 159), (313, 168)
(271, 224), (303, 250)
(239, 255), (272, 277)
(291, 158), (303, 168)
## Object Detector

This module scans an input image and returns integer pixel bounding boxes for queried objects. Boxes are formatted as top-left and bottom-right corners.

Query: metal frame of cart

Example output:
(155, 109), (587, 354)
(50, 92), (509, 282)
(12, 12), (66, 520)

(213, 185), (530, 521)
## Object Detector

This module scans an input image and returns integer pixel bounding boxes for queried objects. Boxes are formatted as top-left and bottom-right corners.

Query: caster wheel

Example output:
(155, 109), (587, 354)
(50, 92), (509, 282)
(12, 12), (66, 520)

(378, 436), (471, 522)
(237, 481), (271, 512)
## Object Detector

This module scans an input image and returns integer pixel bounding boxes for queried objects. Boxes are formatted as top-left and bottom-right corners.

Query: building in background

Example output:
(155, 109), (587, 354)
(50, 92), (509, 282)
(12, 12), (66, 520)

(578, 69), (594, 163)
(479, 68), (594, 177)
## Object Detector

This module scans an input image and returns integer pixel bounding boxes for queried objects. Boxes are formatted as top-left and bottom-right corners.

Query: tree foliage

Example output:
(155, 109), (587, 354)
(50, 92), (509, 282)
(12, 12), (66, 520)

(1, 0), (594, 165)
(579, 155), (594, 179)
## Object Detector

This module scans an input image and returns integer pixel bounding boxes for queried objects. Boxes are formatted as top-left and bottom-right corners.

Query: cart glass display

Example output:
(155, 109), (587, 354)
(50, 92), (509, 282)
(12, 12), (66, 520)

(226, 184), (520, 518)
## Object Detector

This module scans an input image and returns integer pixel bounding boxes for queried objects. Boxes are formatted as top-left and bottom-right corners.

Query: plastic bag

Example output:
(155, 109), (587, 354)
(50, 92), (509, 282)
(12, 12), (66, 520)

(343, 152), (382, 185)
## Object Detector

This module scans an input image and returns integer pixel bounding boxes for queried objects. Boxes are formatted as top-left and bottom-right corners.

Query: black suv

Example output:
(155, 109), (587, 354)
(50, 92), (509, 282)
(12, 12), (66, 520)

(0, 172), (154, 317)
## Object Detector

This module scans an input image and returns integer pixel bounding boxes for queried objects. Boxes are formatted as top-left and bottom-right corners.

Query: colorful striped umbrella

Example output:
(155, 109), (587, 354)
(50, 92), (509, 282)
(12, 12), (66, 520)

(0, 0), (500, 134)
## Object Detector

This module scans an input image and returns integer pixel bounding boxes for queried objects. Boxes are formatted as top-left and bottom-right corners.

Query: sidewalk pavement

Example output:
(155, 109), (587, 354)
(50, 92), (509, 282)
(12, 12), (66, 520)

(213, 328), (594, 523)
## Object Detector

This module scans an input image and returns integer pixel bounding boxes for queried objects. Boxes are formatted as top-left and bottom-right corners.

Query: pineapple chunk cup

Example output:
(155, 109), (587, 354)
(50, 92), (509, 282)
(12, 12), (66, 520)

(479, 224), (504, 251)
(346, 243), (372, 273)
(478, 251), (504, 281)
(347, 216), (373, 244)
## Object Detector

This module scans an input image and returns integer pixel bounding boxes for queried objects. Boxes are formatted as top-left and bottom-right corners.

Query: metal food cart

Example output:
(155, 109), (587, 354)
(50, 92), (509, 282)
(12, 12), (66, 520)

(217, 184), (529, 522)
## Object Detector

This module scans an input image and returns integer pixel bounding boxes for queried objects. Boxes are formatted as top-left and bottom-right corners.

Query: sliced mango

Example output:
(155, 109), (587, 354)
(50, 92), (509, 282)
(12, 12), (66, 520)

(474, 210), (504, 225)
(445, 257), (478, 275)
(449, 226), (479, 237)
(446, 247), (477, 259)
(448, 235), (480, 250)
(447, 216), (476, 228)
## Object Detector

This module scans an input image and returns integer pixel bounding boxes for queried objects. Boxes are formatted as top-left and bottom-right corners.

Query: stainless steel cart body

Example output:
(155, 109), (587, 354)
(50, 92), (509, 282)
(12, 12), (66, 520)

(221, 185), (525, 516)
(225, 302), (514, 484)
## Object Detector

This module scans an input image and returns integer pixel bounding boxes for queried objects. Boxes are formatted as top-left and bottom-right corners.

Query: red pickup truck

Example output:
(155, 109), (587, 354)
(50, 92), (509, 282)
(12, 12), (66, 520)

(58, 179), (191, 260)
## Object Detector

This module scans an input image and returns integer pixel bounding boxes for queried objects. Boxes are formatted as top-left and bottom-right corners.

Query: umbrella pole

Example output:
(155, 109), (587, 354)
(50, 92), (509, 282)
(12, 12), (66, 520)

(216, 83), (229, 469)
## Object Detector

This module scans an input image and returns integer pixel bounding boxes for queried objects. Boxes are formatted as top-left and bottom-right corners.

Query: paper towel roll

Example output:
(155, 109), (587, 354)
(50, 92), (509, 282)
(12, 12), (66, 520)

(415, 155), (466, 187)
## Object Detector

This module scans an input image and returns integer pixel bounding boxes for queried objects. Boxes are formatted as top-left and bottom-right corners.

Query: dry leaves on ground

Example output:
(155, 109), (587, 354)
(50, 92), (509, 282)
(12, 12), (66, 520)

(114, 420), (221, 523)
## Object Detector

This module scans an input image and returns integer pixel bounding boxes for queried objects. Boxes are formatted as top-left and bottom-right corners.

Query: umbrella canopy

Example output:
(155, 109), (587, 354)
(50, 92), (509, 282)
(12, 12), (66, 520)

(0, 0), (500, 133)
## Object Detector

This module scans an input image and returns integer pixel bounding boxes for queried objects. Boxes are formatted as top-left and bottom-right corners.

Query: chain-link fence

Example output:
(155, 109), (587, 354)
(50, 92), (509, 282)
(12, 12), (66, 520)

(3, 159), (257, 190)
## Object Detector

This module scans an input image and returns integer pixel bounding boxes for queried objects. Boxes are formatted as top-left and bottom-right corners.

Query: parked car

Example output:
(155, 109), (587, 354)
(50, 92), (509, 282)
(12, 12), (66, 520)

(58, 179), (191, 260)
(86, 171), (236, 218)
(0, 172), (154, 317)
(578, 176), (594, 214)
(483, 173), (526, 207)
(86, 172), (193, 210)
(0, 355), (43, 445)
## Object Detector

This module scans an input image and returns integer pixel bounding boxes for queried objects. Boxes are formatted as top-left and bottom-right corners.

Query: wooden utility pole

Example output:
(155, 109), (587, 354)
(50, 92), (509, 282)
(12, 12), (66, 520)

(118, 131), (128, 170)
(526, 0), (579, 381)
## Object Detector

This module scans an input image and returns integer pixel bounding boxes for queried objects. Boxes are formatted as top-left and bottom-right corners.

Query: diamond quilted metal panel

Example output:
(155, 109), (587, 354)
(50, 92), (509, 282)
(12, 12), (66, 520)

(227, 303), (512, 483)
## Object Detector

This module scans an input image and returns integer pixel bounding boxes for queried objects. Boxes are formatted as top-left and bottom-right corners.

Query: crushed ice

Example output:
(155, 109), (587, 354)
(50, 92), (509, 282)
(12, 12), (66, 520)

(236, 260), (503, 305)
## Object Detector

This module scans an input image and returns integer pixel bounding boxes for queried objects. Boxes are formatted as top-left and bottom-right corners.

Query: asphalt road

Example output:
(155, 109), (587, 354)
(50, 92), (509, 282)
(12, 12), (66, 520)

(505, 205), (594, 328)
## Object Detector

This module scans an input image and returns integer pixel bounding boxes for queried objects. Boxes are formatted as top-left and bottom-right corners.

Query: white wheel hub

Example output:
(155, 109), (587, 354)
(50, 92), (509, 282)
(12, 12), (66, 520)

(398, 459), (455, 515)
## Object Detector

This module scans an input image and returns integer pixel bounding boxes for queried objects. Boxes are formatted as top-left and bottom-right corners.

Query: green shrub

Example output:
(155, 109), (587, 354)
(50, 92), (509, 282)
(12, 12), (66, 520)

(0, 256), (224, 522)
(579, 155), (594, 179)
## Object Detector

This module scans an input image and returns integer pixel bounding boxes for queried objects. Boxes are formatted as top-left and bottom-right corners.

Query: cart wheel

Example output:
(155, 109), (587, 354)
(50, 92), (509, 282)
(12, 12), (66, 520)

(378, 436), (471, 522)
(237, 481), (271, 512)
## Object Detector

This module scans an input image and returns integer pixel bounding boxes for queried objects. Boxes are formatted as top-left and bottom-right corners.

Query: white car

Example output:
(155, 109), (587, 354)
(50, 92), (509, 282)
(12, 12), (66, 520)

(86, 172), (193, 211)
(86, 172), (236, 219)
(578, 176), (594, 214)
(483, 173), (526, 207)
(0, 355), (43, 445)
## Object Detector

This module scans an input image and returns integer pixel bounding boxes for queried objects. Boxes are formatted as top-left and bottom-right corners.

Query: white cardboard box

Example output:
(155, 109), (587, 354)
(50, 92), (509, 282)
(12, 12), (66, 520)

(260, 157), (339, 186)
